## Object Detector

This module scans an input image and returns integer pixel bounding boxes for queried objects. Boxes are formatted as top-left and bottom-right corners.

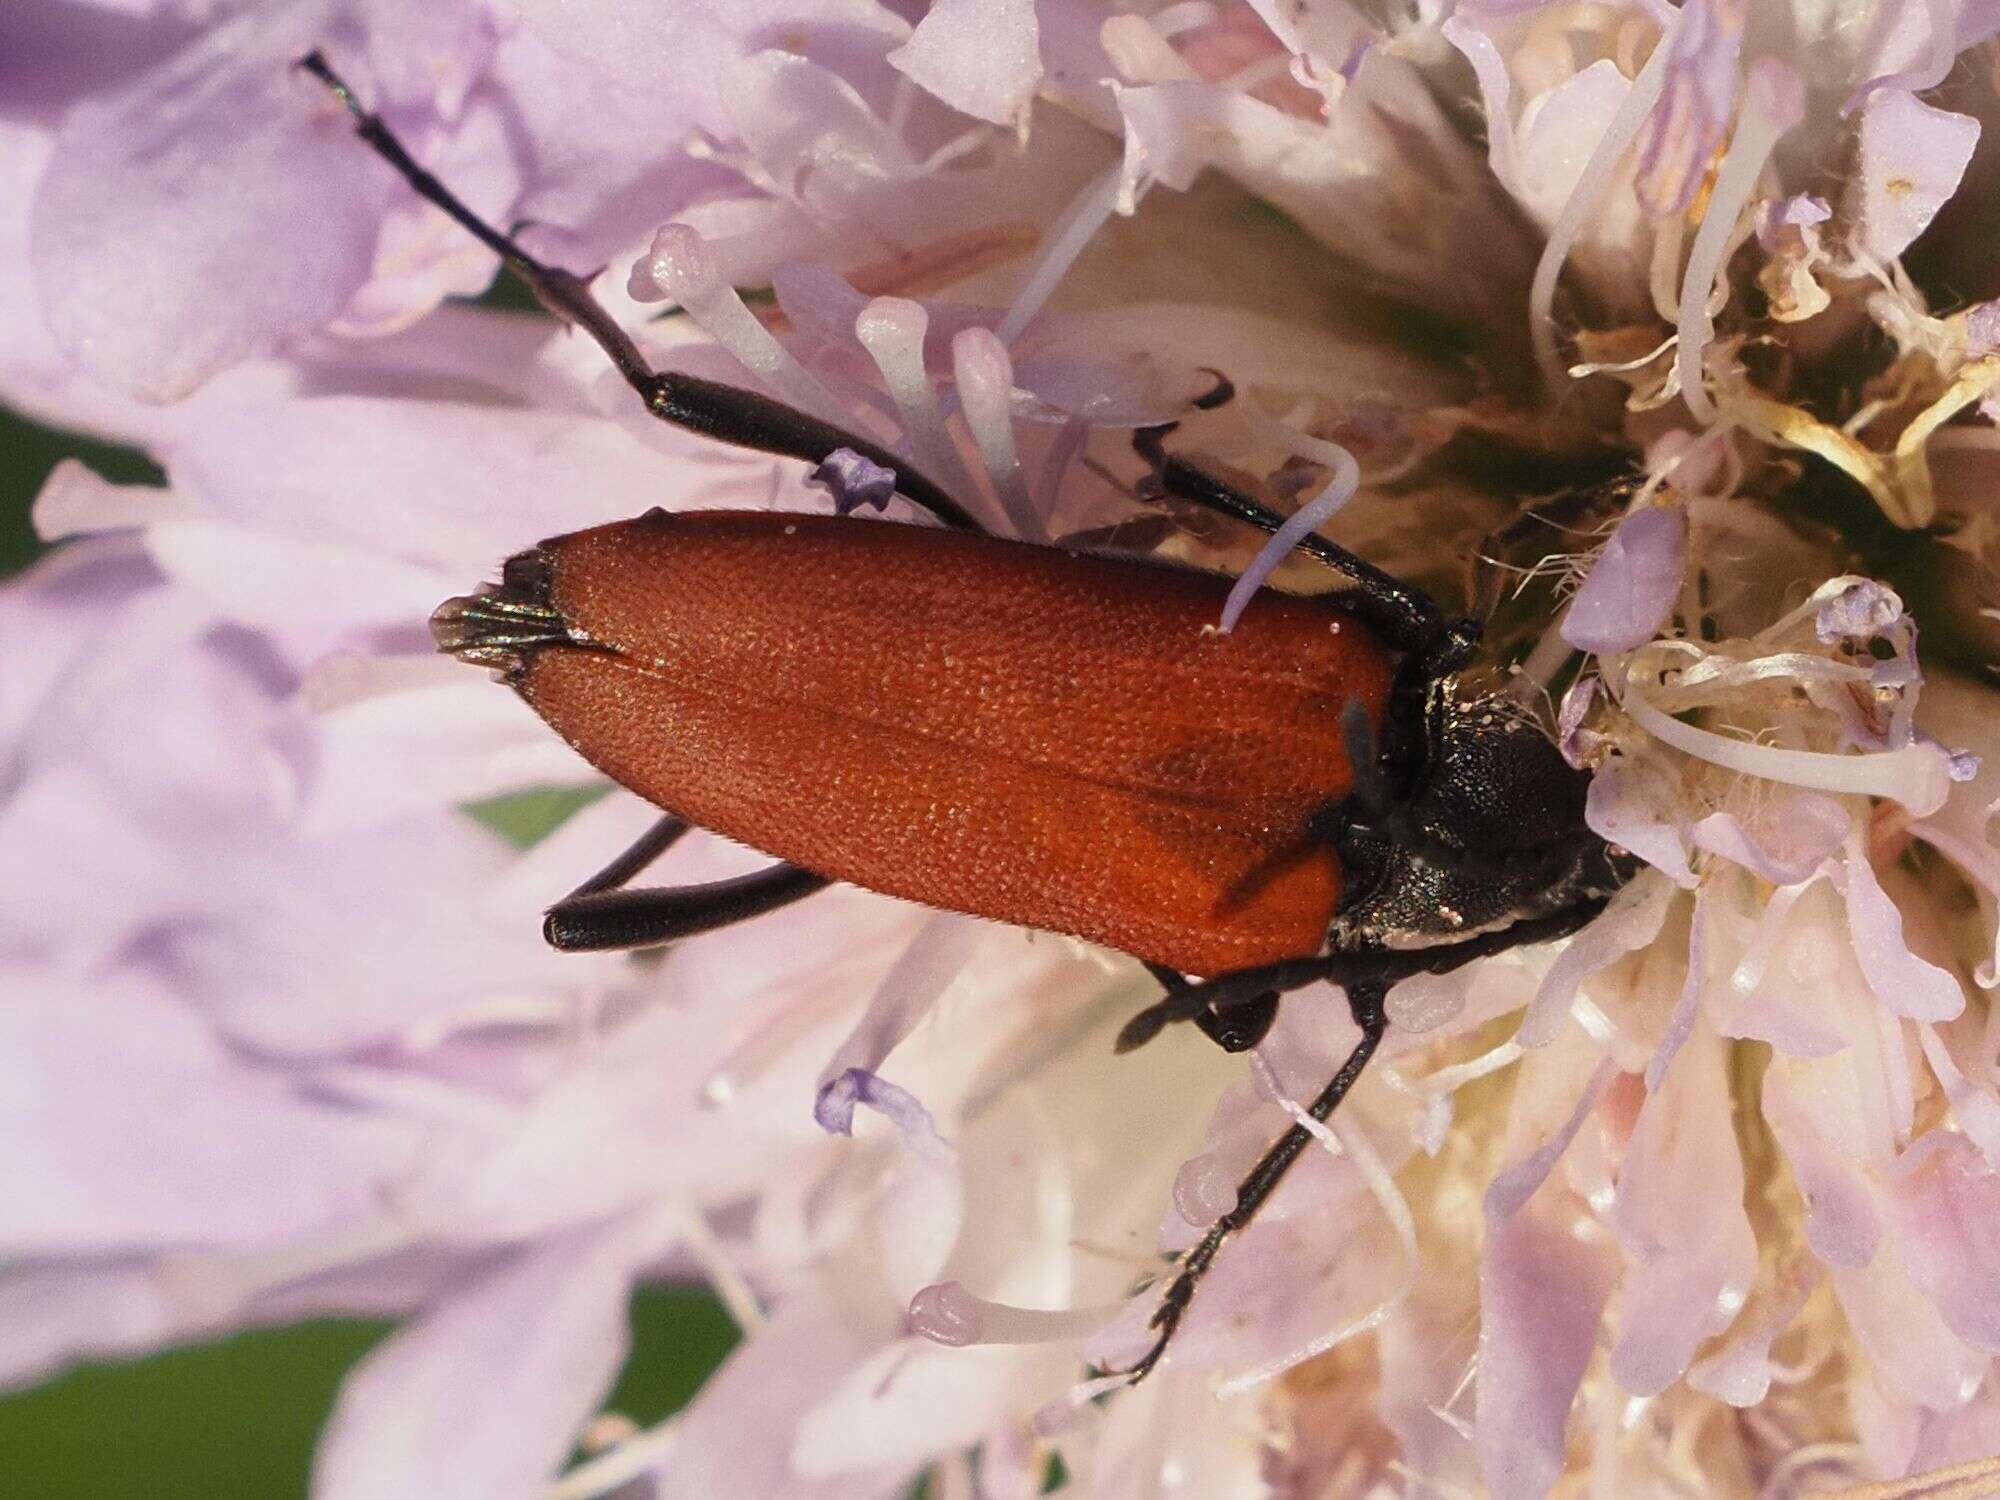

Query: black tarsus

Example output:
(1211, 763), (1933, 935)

(1116, 977), (1390, 1384)
(296, 50), (981, 535)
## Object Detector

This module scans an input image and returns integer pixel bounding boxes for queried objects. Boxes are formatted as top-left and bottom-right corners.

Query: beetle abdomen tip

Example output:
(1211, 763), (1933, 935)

(431, 545), (576, 676)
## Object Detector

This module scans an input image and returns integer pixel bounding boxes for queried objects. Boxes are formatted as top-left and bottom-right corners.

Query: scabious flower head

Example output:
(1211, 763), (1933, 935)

(7, 2), (2000, 1497)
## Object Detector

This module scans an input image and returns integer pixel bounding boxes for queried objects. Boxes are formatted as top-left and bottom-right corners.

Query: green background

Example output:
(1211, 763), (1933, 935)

(0, 405), (738, 1496)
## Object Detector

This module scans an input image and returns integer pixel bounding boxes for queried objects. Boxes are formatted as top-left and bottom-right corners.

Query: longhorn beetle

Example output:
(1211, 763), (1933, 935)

(301, 52), (1634, 1382)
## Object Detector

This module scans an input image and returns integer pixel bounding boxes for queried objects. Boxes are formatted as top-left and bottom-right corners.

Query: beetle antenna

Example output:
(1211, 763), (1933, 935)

(295, 52), (982, 535)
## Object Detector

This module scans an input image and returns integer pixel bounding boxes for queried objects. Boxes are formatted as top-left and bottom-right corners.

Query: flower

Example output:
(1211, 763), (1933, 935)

(7, 2), (2000, 1498)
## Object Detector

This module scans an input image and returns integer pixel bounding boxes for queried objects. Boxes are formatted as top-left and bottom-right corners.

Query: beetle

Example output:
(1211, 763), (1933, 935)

(304, 53), (1634, 1381)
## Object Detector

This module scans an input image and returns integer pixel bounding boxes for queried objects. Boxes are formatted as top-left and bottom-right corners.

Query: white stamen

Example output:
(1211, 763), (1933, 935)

(854, 295), (983, 511)
(1101, 16), (1202, 84)
(1507, 610), (1578, 701)
(995, 163), (1123, 347)
(545, 1420), (681, 1500)
(1150, 1), (1218, 39)
(699, 987), (829, 1107)
(815, 914), (983, 1132)
(952, 326), (1045, 540)
(1218, 435), (1360, 633)
(1621, 676), (1952, 814)
(1420, 1039), (1527, 1098)
(1675, 61), (1804, 423)
(669, 1204), (765, 1333)
(631, 224), (847, 422)
(1032, 1373), (1134, 1435)
(907, 1280), (1124, 1347)
(1528, 8), (1681, 392)
(1173, 1144), (1248, 1227)
(1221, 54), (1294, 94)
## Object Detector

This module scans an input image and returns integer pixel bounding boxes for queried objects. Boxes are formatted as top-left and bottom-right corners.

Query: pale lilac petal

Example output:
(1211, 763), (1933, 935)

(490, 0), (914, 264)
(1485, 1048), (1617, 1223)
(1113, 54), (1533, 328)
(1854, 90), (1983, 263)
(1842, 847), (1967, 1023)
(1584, 756), (1696, 888)
(314, 1221), (647, 1500)
(1816, 577), (1906, 643)
(1631, 0), (1744, 218)
(1915, 1023), (2000, 1170)
(1562, 507), (1686, 655)
(651, 1299), (911, 1500)
(1644, 889), (1707, 1091)
(814, 915), (985, 1134)
(1686, 1260), (1819, 1407)
(0, 970), (417, 1255)
(28, 8), (505, 400)
(1763, 1062), (1883, 1270)
(0, 1262), (206, 1391)
(1909, 1389), (2000, 1477)
(887, 0), (1041, 126)
(1968, 298), (2000, 355)
(1008, 350), (1213, 427)
(1521, 878), (1675, 1046)
(1889, 1136), (2000, 1354)
(1712, 884), (1852, 1058)
(1475, 1199), (1619, 1500)
(796, 1339), (1067, 1479)
(1609, 1023), (1759, 1394)
(1688, 793), (1849, 885)
(1831, 1249), (1987, 1415)
(298, 662), (593, 833)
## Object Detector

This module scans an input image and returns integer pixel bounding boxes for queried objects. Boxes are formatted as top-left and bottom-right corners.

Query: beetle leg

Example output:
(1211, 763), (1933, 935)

(1112, 894), (1616, 1380)
(1115, 977), (1390, 1384)
(544, 864), (832, 952)
(562, 813), (692, 899)
(1117, 896), (1613, 1052)
(296, 52), (980, 535)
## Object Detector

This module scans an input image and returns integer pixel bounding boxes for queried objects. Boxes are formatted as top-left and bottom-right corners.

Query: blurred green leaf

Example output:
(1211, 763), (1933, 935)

(0, 405), (163, 576)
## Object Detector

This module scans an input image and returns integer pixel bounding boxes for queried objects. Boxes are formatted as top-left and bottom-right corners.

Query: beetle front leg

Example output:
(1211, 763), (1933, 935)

(296, 52), (979, 534)
(1114, 977), (1390, 1384)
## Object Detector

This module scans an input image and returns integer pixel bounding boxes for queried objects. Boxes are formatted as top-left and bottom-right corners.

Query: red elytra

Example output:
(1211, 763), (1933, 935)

(507, 509), (1393, 977)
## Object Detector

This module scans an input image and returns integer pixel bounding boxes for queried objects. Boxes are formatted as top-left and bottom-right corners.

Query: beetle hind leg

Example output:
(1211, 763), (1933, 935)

(545, 864), (832, 952)
(543, 809), (832, 953)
